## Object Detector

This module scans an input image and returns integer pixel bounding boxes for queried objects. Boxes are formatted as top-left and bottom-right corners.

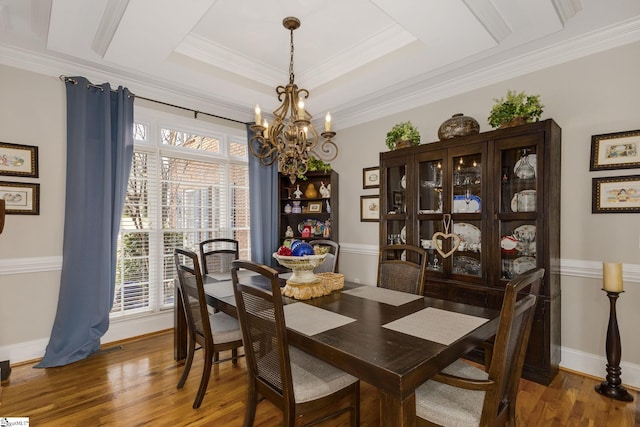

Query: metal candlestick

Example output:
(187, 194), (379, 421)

(594, 290), (634, 402)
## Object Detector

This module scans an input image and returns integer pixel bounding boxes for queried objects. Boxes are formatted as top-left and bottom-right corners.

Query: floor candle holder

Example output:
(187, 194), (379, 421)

(594, 290), (634, 402)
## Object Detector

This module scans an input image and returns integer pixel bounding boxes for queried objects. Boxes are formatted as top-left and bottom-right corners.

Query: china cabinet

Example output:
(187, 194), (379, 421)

(379, 119), (561, 385)
(278, 170), (339, 246)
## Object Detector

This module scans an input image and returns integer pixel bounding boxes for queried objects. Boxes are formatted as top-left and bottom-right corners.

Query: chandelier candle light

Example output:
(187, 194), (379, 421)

(595, 262), (634, 402)
(249, 17), (337, 183)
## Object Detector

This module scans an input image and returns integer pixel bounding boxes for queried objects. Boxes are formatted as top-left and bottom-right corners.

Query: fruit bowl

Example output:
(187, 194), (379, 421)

(272, 253), (327, 284)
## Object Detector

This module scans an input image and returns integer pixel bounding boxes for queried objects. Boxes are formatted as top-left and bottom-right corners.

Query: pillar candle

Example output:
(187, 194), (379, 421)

(298, 100), (305, 119)
(325, 112), (331, 132)
(254, 104), (261, 125)
(603, 262), (623, 292)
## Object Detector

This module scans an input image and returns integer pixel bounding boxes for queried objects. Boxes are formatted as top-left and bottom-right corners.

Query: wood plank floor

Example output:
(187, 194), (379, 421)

(1, 331), (638, 426)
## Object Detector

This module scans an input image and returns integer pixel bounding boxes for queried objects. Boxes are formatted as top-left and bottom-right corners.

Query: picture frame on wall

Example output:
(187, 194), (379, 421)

(590, 129), (640, 171)
(592, 174), (640, 213)
(362, 166), (380, 189)
(0, 181), (40, 215)
(360, 195), (380, 222)
(0, 142), (39, 178)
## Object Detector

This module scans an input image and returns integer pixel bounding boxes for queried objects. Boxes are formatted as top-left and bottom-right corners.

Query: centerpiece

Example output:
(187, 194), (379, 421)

(274, 240), (336, 300)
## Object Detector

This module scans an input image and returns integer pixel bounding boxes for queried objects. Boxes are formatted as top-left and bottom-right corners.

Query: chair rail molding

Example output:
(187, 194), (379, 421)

(0, 256), (63, 275)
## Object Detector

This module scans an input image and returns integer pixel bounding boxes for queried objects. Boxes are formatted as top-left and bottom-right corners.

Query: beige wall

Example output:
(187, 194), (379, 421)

(1, 41), (639, 385)
(333, 41), (640, 382)
(0, 67), (65, 353)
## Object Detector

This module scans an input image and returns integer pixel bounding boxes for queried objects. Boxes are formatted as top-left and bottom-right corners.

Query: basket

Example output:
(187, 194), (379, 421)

(316, 272), (344, 291)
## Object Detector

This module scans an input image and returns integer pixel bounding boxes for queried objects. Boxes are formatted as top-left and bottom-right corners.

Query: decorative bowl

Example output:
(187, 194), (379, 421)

(272, 253), (327, 284)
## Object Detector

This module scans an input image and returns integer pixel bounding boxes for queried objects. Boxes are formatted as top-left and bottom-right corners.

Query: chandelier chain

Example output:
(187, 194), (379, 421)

(289, 27), (295, 84)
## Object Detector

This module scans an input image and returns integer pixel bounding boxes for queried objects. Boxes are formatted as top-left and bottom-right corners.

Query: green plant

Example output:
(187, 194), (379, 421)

(488, 90), (544, 128)
(297, 156), (332, 180)
(385, 121), (421, 150)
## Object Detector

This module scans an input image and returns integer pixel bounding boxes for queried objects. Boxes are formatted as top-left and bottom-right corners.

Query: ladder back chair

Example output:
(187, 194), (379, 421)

(415, 267), (545, 427)
(309, 239), (340, 273)
(377, 244), (428, 295)
(231, 260), (360, 427)
(199, 238), (239, 275)
(173, 247), (243, 409)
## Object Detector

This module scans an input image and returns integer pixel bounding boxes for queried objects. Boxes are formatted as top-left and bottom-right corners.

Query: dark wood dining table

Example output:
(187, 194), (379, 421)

(174, 273), (500, 427)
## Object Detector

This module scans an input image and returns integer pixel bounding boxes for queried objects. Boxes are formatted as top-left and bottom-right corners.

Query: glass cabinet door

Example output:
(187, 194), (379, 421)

(450, 149), (485, 280)
(416, 153), (445, 272)
(380, 158), (410, 260)
(496, 136), (541, 281)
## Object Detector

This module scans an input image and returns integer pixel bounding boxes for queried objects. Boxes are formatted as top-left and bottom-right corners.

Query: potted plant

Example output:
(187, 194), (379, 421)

(297, 156), (332, 180)
(385, 121), (421, 150)
(487, 90), (544, 129)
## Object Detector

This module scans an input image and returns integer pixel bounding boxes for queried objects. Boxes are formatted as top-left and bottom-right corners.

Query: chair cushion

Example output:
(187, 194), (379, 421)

(415, 359), (488, 427)
(209, 312), (242, 343)
(289, 347), (358, 403)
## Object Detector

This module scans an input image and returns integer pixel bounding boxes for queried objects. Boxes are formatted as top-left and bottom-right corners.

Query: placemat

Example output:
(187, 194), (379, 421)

(382, 307), (489, 345)
(342, 285), (423, 306)
(284, 303), (356, 336)
(204, 281), (235, 298)
(206, 269), (259, 282)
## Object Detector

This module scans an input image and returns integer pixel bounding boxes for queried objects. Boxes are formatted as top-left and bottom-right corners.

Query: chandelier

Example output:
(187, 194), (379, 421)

(249, 16), (338, 184)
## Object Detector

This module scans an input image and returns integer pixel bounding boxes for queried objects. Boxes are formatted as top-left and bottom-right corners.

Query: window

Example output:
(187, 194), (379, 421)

(111, 109), (250, 317)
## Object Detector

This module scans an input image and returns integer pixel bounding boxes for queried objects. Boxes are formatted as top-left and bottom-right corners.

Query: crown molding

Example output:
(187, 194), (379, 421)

(334, 16), (640, 129)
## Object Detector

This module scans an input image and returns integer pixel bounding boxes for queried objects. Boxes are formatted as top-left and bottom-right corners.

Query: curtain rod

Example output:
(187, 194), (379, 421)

(59, 75), (248, 125)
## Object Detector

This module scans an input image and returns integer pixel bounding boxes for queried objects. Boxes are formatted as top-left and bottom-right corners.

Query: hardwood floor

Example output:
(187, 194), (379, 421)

(1, 331), (638, 426)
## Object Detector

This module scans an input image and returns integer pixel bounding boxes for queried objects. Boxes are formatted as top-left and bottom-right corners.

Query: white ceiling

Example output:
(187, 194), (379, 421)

(1, 0), (640, 129)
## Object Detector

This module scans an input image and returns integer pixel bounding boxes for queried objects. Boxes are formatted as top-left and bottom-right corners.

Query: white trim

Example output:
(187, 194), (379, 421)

(561, 346), (640, 389)
(0, 256), (62, 275)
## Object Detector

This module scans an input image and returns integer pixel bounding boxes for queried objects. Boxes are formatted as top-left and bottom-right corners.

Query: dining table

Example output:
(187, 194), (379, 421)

(174, 271), (500, 427)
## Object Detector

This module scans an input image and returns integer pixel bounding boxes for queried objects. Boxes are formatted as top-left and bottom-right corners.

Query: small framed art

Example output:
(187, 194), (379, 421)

(0, 142), (39, 178)
(362, 166), (380, 189)
(0, 181), (40, 215)
(308, 201), (322, 213)
(360, 195), (380, 222)
(592, 175), (640, 213)
(590, 129), (640, 171)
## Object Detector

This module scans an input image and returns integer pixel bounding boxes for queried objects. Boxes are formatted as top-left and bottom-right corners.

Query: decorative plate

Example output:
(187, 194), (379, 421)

(510, 190), (536, 212)
(400, 226), (406, 243)
(513, 256), (536, 275)
(513, 154), (537, 178)
(297, 219), (325, 236)
(400, 174), (406, 189)
(453, 222), (481, 245)
(453, 194), (481, 213)
(513, 224), (536, 242)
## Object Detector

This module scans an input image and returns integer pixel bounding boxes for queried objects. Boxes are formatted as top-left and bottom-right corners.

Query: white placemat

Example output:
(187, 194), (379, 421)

(383, 307), (489, 345)
(342, 285), (423, 306)
(206, 269), (259, 282)
(204, 281), (235, 298)
(284, 303), (356, 336)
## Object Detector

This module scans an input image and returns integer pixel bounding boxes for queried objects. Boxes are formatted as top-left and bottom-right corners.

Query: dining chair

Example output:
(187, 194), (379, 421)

(199, 238), (239, 275)
(309, 239), (340, 273)
(230, 260), (360, 427)
(415, 267), (544, 427)
(173, 248), (243, 409)
(377, 244), (428, 295)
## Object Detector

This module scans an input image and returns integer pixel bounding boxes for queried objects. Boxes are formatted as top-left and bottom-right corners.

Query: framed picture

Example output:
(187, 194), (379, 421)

(592, 175), (640, 213)
(363, 166), (380, 189)
(360, 195), (380, 222)
(0, 181), (40, 215)
(308, 201), (322, 213)
(0, 142), (39, 177)
(590, 129), (640, 171)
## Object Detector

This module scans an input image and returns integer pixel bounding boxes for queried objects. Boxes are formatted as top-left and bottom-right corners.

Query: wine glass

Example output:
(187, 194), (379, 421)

(464, 188), (472, 211)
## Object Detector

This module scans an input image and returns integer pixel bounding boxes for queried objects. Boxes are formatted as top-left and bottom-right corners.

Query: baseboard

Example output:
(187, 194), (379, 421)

(0, 311), (174, 366)
(561, 346), (640, 389)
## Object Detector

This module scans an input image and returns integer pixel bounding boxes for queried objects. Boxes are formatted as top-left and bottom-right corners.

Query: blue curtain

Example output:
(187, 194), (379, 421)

(247, 124), (278, 266)
(36, 77), (134, 367)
